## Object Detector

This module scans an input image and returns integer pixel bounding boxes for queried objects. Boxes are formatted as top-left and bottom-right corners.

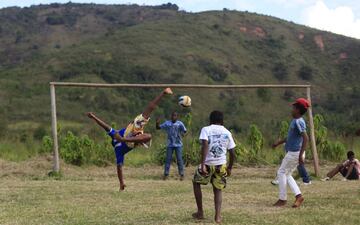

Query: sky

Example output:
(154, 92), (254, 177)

(1, 0), (359, 39)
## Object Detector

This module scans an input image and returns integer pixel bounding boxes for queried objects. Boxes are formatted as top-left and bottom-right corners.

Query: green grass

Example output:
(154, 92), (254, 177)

(1, 157), (360, 225)
(0, 141), (40, 162)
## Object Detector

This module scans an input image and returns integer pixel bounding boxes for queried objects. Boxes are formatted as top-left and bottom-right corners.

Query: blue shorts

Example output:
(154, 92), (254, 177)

(108, 128), (132, 165)
(114, 144), (132, 165)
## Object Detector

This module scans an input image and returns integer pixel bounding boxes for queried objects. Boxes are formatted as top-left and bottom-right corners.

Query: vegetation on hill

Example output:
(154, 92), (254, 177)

(0, 2), (359, 164)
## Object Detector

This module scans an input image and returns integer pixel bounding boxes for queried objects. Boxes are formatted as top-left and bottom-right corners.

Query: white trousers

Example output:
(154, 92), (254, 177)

(278, 151), (301, 200)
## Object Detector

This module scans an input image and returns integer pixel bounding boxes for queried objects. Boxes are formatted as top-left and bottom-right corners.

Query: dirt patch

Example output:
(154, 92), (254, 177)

(339, 52), (348, 60)
(252, 27), (266, 38)
(298, 32), (304, 40)
(314, 35), (324, 51)
(239, 26), (247, 33)
(238, 25), (266, 38)
(185, 54), (194, 61)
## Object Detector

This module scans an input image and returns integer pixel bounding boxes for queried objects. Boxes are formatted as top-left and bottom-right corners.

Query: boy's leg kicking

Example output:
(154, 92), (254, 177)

(116, 88), (173, 144)
(142, 88), (173, 119)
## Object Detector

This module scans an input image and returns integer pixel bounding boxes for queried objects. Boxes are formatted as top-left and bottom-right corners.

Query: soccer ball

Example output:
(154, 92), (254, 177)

(178, 95), (191, 107)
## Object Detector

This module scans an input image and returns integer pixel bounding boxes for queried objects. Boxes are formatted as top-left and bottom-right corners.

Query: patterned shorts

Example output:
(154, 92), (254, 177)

(124, 114), (150, 148)
(193, 164), (227, 190)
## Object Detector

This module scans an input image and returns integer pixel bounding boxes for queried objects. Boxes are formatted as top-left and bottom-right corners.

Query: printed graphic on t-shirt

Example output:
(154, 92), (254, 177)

(209, 134), (229, 158)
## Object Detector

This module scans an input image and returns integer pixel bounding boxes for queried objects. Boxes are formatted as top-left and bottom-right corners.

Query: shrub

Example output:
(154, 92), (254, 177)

(153, 144), (167, 165)
(197, 59), (228, 82)
(272, 62), (288, 80)
(60, 131), (88, 166)
(298, 65), (313, 80)
(278, 121), (289, 140)
(233, 141), (250, 163)
(247, 124), (264, 157)
(314, 114), (328, 151)
(322, 141), (346, 161)
(257, 88), (271, 102)
(46, 15), (65, 25)
(34, 126), (47, 140)
(92, 133), (114, 166)
(153, 3), (179, 10)
(183, 138), (201, 166)
(40, 135), (53, 154)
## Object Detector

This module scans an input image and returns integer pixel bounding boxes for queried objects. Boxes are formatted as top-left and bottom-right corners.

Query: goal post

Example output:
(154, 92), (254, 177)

(49, 82), (320, 176)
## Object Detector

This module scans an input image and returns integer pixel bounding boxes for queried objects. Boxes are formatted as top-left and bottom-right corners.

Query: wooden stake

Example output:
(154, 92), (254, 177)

(307, 87), (320, 177)
(50, 84), (60, 173)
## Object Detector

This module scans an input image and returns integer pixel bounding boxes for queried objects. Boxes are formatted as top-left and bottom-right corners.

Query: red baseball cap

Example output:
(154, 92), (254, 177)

(292, 98), (310, 109)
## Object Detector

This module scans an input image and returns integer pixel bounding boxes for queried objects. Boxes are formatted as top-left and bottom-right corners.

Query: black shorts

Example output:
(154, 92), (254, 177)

(340, 167), (359, 180)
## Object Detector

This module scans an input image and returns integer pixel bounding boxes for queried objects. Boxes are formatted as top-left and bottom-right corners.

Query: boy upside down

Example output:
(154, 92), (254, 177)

(87, 88), (173, 191)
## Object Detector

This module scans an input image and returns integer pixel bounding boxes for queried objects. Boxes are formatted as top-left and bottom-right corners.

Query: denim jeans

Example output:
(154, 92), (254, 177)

(297, 164), (311, 183)
(164, 146), (184, 176)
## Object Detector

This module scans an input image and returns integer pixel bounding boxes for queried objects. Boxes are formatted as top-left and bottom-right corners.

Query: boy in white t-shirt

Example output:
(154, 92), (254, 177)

(192, 111), (236, 224)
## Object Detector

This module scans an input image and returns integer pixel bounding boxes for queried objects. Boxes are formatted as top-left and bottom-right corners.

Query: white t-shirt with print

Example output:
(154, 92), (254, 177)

(199, 124), (236, 166)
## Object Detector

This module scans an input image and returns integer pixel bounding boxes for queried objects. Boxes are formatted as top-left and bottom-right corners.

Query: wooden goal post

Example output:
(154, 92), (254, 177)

(49, 82), (320, 176)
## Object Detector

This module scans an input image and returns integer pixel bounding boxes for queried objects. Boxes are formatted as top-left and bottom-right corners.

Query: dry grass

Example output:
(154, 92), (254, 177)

(1, 157), (360, 225)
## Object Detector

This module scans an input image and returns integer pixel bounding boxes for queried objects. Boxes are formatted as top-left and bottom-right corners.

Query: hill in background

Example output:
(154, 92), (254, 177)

(0, 2), (359, 141)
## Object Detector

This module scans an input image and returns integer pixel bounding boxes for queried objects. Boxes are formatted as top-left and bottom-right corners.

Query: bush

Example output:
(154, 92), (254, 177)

(40, 135), (53, 154)
(183, 138), (201, 166)
(197, 59), (228, 82)
(314, 114), (328, 151)
(233, 141), (251, 163)
(257, 88), (271, 102)
(278, 121), (289, 140)
(60, 131), (90, 166)
(322, 141), (346, 161)
(153, 144), (167, 165)
(247, 124), (264, 157)
(46, 15), (65, 25)
(34, 126), (47, 140)
(272, 62), (288, 80)
(298, 65), (313, 80)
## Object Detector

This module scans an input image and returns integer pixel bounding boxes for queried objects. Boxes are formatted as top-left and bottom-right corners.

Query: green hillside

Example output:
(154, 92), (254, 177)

(0, 2), (360, 143)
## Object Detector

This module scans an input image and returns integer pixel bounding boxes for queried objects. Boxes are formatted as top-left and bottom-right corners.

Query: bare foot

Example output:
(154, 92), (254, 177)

(119, 184), (126, 191)
(215, 216), (222, 224)
(164, 88), (173, 95)
(192, 212), (204, 220)
(86, 112), (95, 118)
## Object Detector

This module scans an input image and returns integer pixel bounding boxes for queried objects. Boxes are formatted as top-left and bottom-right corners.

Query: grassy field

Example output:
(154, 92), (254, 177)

(1, 157), (360, 225)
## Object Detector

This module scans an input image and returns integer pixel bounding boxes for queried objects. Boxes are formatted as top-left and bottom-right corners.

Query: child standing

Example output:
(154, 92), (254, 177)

(272, 98), (310, 207)
(192, 111), (236, 223)
(156, 112), (187, 180)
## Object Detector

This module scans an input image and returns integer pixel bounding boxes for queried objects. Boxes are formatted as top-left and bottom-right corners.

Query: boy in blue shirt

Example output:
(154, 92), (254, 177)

(87, 88), (173, 191)
(156, 112), (187, 180)
(272, 98), (310, 208)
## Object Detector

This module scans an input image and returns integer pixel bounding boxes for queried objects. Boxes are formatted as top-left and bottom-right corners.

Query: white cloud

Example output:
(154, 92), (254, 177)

(303, 0), (360, 39)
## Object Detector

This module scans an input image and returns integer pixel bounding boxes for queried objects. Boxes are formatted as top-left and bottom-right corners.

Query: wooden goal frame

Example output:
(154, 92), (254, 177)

(49, 82), (320, 176)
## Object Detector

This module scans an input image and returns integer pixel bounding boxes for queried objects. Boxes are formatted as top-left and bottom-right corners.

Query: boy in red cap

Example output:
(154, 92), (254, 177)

(272, 98), (310, 208)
